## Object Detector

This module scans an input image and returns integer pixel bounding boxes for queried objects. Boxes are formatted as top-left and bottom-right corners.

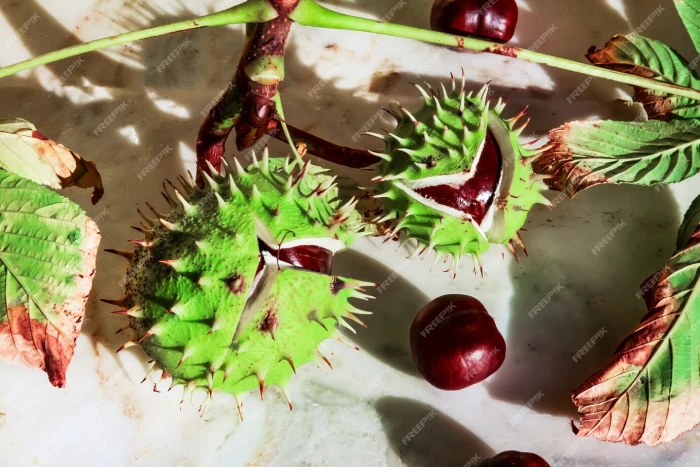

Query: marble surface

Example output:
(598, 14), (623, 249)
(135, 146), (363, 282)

(0, 0), (699, 466)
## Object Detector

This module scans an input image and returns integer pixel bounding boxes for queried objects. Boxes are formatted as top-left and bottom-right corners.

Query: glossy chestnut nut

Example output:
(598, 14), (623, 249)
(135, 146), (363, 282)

(410, 294), (506, 390)
(430, 0), (519, 43)
(480, 451), (551, 467)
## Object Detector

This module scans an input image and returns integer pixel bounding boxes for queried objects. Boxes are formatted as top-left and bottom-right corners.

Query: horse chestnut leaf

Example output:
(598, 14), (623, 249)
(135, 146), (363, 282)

(480, 451), (551, 467)
(430, 0), (519, 43)
(410, 294), (506, 390)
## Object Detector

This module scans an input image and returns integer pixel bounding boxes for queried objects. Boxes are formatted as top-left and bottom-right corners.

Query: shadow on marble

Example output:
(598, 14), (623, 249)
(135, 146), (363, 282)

(485, 184), (681, 416)
(333, 249), (427, 377)
(375, 396), (494, 467)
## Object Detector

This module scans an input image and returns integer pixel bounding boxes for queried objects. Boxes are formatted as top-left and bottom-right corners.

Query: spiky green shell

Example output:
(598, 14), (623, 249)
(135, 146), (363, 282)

(372, 80), (550, 270)
(233, 154), (362, 245)
(376, 85), (490, 180)
(111, 154), (370, 410)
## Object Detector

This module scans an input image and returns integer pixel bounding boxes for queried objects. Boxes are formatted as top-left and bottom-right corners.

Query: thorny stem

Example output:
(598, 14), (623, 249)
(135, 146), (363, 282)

(0, 0), (278, 79)
(290, 0), (700, 102)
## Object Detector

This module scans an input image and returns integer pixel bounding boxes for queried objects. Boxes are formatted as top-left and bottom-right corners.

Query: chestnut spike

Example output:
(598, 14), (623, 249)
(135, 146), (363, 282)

(128, 239), (155, 248)
(159, 218), (177, 231)
(233, 157), (247, 178)
(131, 225), (149, 235)
(158, 258), (179, 268)
(234, 396), (244, 421)
(215, 192), (227, 208)
(280, 386), (293, 410)
(257, 377), (265, 400)
(506, 241), (519, 262)
(115, 324), (131, 335)
(145, 202), (166, 220)
(251, 150), (260, 168)
(345, 312), (367, 328)
(262, 146), (270, 173)
(514, 117), (531, 136)
(112, 306), (143, 318)
(317, 351), (333, 369)
(399, 104), (418, 126)
(413, 83), (433, 103)
(309, 310), (328, 331)
(515, 231), (529, 256)
(101, 297), (128, 307)
(173, 189), (197, 215)
(177, 175), (194, 196)
(136, 208), (155, 227)
(141, 362), (157, 384)
(368, 150), (391, 161)
(440, 82), (449, 98)
(104, 248), (134, 262)
(285, 356), (297, 374)
(365, 131), (388, 142)
(161, 192), (177, 209)
(204, 160), (220, 177)
(202, 171), (220, 192)
(116, 339), (137, 353)
(337, 316), (357, 334)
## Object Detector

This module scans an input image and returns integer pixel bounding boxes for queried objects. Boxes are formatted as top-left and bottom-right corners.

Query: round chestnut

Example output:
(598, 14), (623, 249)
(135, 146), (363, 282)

(480, 451), (551, 467)
(430, 0), (519, 43)
(410, 294), (505, 390)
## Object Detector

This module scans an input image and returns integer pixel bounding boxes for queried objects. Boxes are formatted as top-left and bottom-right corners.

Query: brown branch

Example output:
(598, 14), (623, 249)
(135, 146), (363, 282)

(270, 120), (380, 168)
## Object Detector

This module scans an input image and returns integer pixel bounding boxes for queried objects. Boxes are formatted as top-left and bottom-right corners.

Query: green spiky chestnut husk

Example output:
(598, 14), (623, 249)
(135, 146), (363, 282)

(105, 151), (372, 415)
(371, 77), (551, 273)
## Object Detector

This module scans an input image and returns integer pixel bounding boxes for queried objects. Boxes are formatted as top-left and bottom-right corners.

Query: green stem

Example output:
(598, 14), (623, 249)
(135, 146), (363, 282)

(290, 0), (700, 101)
(272, 92), (303, 162)
(0, 0), (278, 80)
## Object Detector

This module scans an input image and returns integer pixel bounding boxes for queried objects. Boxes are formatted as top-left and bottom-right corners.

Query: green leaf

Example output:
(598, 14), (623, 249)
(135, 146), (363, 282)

(586, 35), (700, 122)
(0, 119), (103, 204)
(0, 169), (100, 387)
(572, 216), (700, 445)
(533, 119), (700, 195)
(679, 194), (700, 249)
(675, 0), (700, 54)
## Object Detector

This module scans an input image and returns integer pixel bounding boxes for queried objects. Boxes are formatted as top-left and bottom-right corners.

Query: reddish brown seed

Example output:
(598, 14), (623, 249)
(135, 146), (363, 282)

(410, 294), (505, 390)
(479, 451), (551, 467)
(415, 129), (502, 225)
(430, 0), (519, 44)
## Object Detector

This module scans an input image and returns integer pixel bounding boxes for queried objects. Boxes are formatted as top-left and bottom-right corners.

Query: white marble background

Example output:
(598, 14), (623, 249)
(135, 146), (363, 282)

(0, 0), (699, 466)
